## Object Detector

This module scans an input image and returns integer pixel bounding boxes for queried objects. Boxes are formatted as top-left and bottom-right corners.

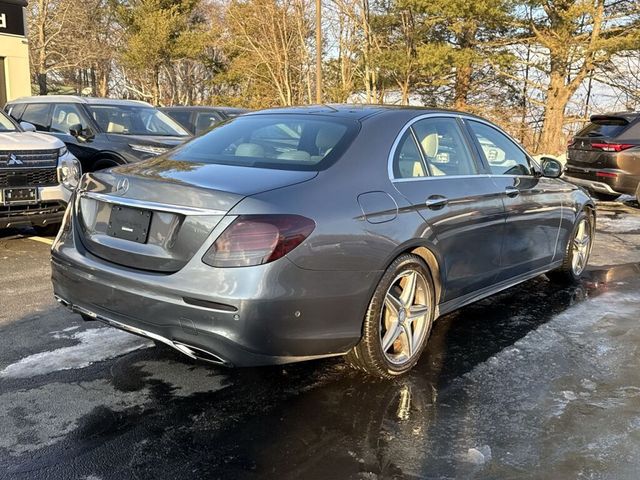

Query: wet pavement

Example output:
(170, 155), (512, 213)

(0, 201), (639, 480)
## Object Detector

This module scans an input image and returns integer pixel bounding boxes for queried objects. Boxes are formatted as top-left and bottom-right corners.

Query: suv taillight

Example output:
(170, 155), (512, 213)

(590, 142), (634, 152)
(202, 215), (315, 267)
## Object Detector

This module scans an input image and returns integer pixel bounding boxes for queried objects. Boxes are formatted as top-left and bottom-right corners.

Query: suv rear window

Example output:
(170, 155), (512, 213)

(576, 117), (630, 138)
(169, 114), (359, 171)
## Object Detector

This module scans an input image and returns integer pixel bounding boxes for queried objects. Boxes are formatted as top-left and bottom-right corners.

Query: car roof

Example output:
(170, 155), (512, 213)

(246, 104), (487, 121)
(160, 106), (249, 112)
(9, 96), (153, 108)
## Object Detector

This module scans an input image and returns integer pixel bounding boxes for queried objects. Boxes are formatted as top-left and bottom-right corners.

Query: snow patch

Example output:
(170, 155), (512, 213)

(596, 215), (640, 233)
(465, 446), (492, 465)
(0, 328), (151, 379)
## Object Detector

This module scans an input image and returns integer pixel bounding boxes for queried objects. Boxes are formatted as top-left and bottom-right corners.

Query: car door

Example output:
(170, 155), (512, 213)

(464, 119), (567, 280)
(390, 115), (506, 302)
(49, 103), (100, 172)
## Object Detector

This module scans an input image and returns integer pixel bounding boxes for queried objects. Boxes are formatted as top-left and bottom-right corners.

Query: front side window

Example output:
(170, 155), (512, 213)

(468, 121), (532, 176)
(169, 114), (357, 171)
(50, 104), (90, 134)
(194, 111), (224, 135)
(21, 104), (52, 131)
(0, 111), (18, 132)
(88, 105), (190, 136)
(411, 117), (478, 176)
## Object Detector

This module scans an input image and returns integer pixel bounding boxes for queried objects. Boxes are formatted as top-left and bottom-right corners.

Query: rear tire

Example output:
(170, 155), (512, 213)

(591, 192), (620, 202)
(547, 210), (593, 284)
(346, 254), (436, 378)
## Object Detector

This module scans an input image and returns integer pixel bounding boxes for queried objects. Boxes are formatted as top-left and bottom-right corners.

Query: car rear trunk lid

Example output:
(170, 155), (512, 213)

(75, 159), (317, 272)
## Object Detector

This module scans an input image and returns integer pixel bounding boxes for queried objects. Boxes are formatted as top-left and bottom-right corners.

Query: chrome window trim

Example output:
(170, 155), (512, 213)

(78, 190), (226, 216)
(462, 117), (541, 174)
(388, 113), (539, 182)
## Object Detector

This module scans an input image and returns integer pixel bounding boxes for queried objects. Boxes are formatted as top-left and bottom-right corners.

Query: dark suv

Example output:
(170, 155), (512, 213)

(5, 96), (192, 172)
(160, 106), (250, 136)
(564, 112), (640, 202)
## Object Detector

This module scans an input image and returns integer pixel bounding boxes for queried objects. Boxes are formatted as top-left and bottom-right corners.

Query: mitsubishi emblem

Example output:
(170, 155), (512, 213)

(7, 154), (23, 165)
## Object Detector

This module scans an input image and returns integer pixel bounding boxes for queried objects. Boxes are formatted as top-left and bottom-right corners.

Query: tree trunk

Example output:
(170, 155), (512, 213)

(453, 26), (476, 111)
(152, 66), (160, 105)
(37, 72), (48, 95)
(538, 71), (571, 155)
(453, 63), (472, 110)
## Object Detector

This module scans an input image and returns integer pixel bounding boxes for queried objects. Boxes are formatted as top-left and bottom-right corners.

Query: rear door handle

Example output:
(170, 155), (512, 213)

(505, 186), (520, 198)
(425, 195), (448, 210)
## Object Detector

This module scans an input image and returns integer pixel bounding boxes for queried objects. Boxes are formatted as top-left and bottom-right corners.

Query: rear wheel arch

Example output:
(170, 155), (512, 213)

(408, 246), (443, 306)
(377, 243), (444, 307)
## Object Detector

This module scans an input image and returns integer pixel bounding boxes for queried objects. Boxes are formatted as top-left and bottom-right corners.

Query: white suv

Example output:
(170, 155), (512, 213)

(0, 110), (80, 233)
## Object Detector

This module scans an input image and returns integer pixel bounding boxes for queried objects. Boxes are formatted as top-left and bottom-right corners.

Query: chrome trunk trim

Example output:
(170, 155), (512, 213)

(79, 190), (227, 216)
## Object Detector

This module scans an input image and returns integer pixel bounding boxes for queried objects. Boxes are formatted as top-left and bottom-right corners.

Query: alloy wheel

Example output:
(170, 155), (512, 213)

(571, 218), (591, 275)
(380, 270), (432, 365)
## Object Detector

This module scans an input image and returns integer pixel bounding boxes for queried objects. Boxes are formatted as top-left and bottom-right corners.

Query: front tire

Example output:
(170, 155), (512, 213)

(547, 210), (593, 284)
(33, 223), (61, 236)
(346, 254), (436, 378)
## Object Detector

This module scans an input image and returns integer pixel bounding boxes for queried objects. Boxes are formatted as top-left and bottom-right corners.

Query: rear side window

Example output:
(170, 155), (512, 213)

(393, 130), (426, 179)
(194, 111), (223, 135)
(21, 104), (52, 131)
(412, 117), (478, 176)
(166, 110), (192, 129)
(170, 115), (358, 171)
(576, 118), (629, 138)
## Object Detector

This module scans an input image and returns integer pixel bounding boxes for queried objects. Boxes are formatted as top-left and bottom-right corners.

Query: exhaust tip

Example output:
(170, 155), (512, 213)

(172, 342), (229, 366)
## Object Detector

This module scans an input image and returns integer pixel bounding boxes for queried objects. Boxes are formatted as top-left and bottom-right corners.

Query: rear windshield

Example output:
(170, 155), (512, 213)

(576, 118), (630, 138)
(169, 114), (359, 171)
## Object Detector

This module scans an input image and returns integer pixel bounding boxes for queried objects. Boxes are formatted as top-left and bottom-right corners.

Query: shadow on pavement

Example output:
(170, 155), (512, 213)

(4, 262), (638, 479)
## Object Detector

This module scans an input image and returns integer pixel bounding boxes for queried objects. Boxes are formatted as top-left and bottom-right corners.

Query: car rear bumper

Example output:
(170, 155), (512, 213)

(51, 222), (376, 367)
(0, 184), (70, 229)
(563, 169), (638, 196)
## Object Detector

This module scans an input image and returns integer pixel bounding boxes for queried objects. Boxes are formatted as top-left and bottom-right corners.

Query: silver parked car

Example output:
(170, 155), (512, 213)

(52, 106), (595, 378)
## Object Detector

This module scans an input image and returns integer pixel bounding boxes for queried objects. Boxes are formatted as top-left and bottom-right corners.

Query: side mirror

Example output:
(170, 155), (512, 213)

(69, 124), (94, 142)
(20, 121), (37, 132)
(540, 157), (563, 178)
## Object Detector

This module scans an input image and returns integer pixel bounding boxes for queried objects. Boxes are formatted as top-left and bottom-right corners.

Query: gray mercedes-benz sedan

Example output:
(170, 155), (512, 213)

(51, 105), (595, 378)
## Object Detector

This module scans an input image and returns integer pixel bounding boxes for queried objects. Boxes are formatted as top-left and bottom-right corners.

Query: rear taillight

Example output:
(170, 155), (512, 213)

(596, 171), (618, 178)
(590, 142), (635, 152)
(202, 215), (315, 267)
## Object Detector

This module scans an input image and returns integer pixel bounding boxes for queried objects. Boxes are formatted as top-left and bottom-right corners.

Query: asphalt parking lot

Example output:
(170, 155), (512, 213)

(1, 200), (640, 480)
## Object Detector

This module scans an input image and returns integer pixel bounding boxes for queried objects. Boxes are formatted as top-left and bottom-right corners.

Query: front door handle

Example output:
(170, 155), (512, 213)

(425, 195), (448, 210)
(505, 186), (520, 198)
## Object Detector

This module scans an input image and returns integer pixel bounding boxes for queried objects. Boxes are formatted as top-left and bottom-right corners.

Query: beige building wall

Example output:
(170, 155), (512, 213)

(0, 34), (31, 101)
